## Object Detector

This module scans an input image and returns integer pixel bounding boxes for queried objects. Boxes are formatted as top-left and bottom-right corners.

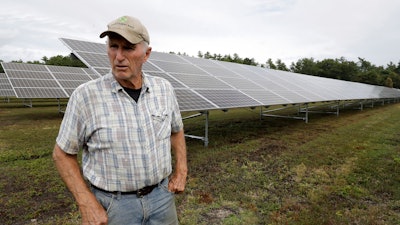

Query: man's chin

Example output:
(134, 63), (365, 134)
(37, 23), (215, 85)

(113, 71), (130, 79)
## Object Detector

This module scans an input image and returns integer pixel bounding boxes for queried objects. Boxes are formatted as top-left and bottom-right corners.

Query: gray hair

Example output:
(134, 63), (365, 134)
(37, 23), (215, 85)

(106, 36), (149, 55)
(140, 41), (149, 54)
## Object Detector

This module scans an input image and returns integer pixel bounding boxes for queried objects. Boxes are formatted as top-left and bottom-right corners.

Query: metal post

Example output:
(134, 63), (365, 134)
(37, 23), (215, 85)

(304, 103), (309, 123)
(204, 111), (209, 147)
(336, 101), (340, 117)
(58, 98), (61, 113)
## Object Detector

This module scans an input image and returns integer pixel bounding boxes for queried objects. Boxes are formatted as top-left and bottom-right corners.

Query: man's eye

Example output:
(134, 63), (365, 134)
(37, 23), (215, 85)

(125, 44), (136, 50)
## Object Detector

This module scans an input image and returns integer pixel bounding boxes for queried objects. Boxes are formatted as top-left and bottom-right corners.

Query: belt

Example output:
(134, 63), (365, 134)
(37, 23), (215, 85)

(91, 182), (160, 198)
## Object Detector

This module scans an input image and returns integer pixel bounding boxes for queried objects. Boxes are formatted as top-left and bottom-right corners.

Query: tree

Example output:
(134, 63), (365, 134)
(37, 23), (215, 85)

(316, 59), (344, 79)
(266, 58), (277, 69)
(222, 54), (233, 62)
(384, 77), (394, 88)
(358, 70), (379, 85)
(233, 53), (241, 64)
(358, 57), (375, 72)
(336, 57), (359, 81)
(42, 56), (49, 63)
(275, 59), (289, 71)
(204, 51), (212, 59)
(387, 71), (400, 88)
(396, 62), (400, 75)
(243, 57), (257, 66)
(290, 57), (319, 75)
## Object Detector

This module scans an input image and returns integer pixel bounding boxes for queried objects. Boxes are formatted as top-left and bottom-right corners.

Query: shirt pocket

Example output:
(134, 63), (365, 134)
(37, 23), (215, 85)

(151, 110), (171, 140)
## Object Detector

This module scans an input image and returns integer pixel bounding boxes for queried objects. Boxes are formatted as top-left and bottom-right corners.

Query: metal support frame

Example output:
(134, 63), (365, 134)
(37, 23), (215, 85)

(342, 100), (366, 111)
(57, 98), (66, 114)
(3, 97), (10, 103)
(365, 99), (376, 108)
(300, 101), (340, 117)
(183, 111), (209, 147)
(22, 98), (32, 108)
(261, 104), (309, 123)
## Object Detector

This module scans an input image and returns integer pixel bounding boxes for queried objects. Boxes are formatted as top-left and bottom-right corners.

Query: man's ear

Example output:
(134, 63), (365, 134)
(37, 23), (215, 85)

(144, 46), (152, 61)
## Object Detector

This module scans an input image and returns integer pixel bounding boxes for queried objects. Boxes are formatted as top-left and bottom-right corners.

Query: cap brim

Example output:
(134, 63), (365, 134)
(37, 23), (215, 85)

(99, 30), (144, 44)
(99, 31), (110, 38)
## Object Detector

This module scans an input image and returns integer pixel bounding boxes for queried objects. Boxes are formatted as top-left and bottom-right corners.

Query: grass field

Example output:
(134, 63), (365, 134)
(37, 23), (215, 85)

(1, 99), (400, 224)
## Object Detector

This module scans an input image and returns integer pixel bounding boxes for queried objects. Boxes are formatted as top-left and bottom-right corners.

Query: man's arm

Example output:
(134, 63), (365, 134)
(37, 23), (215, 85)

(168, 129), (188, 193)
(52, 144), (108, 225)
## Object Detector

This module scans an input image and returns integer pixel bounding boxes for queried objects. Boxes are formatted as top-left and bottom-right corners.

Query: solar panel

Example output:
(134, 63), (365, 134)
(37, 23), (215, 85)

(75, 52), (110, 68)
(149, 51), (188, 63)
(1, 62), (97, 98)
(195, 65), (241, 78)
(171, 73), (233, 89)
(144, 71), (186, 88)
(195, 89), (261, 108)
(174, 89), (216, 111)
(2, 63), (67, 98)
(241, 89), (291, 105)
(0, 73), (15, 97)
(61, 38), (105, 53)
(218, 77), (264, 90)
(150, 60), (208, 75)
(143, 62), (162, 72)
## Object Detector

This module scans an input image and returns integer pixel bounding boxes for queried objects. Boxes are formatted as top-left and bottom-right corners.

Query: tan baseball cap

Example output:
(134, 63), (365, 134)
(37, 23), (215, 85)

(100, 16), (150, 44)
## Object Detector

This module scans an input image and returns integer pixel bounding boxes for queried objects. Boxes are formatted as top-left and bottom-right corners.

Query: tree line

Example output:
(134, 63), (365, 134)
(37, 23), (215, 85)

(1, 52), (400, 88)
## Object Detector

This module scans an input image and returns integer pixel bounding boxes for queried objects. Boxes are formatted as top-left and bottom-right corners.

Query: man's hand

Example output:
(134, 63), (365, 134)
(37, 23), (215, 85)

(168, 171), (187, 193)
(79, 195), (108, 225)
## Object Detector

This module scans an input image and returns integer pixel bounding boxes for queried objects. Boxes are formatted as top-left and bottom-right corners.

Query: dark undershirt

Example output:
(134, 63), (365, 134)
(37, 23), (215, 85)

(123, 87), (142, 102)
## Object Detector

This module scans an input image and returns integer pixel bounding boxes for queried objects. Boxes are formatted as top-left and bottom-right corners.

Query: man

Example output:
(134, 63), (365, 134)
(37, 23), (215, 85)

(53, 16), (187, 225)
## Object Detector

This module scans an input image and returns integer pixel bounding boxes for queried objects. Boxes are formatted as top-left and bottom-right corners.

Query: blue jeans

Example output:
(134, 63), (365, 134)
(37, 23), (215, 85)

(91, 178), (178, 225)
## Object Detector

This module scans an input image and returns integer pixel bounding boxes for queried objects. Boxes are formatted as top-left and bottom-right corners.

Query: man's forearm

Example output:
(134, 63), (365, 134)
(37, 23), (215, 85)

(169, 129), (188, 192)
(171, 129), (187, 175)
(52, 144), (108, 224)
(52, 144), (92, 202)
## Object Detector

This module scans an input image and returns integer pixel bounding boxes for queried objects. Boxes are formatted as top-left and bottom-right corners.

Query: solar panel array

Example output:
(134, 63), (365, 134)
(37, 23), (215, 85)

(0, 73), (15, 97)
(60, 38), (400, 112)
(1, 63), (99, 98)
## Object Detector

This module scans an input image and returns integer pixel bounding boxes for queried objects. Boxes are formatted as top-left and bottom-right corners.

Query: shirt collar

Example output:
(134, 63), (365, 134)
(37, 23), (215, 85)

(108, 72), (151, 93)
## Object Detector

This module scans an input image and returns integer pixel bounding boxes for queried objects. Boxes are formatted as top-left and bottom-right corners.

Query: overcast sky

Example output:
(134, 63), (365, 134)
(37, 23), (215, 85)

(1, 0), (399, 67)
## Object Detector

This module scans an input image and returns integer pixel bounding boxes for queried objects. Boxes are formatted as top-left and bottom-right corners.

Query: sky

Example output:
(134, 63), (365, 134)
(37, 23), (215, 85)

(1, 0), (399, 67)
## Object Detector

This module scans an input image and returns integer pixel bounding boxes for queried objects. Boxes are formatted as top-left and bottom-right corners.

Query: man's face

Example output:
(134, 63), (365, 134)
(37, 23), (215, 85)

(107, 34), (151, 81)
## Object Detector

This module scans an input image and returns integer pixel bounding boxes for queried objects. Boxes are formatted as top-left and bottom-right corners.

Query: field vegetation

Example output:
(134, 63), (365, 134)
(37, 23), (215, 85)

(1, 99), (399, 224)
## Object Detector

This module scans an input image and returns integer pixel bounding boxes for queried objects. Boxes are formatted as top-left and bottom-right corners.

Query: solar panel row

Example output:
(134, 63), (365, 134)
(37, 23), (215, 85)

(59, 38), (400, 112)
(2, 38), (400, 110)
(1, 63), (100, 98)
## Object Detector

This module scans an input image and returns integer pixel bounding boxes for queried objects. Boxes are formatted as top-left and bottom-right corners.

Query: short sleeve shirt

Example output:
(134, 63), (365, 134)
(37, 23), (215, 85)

(56, 72), (183, 191)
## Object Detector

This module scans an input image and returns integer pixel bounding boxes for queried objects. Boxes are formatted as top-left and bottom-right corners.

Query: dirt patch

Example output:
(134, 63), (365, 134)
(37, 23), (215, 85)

(202, 207), (237, 224)
(248, 138), (288, 162)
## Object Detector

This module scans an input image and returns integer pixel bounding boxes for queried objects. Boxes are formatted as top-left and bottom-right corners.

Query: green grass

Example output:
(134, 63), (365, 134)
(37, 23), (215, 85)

(1, 100), (400, 224)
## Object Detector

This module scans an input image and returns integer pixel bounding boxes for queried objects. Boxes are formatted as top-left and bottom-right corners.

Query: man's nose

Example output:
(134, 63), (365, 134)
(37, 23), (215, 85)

(116, 48), (125, 61)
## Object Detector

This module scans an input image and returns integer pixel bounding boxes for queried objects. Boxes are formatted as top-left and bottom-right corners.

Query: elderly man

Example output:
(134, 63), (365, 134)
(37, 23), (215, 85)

(53, 16), (187, 225)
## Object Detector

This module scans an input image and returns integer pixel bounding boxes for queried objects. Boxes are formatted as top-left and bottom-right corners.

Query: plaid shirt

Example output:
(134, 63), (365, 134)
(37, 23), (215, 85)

(56, 72), (183, 191)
